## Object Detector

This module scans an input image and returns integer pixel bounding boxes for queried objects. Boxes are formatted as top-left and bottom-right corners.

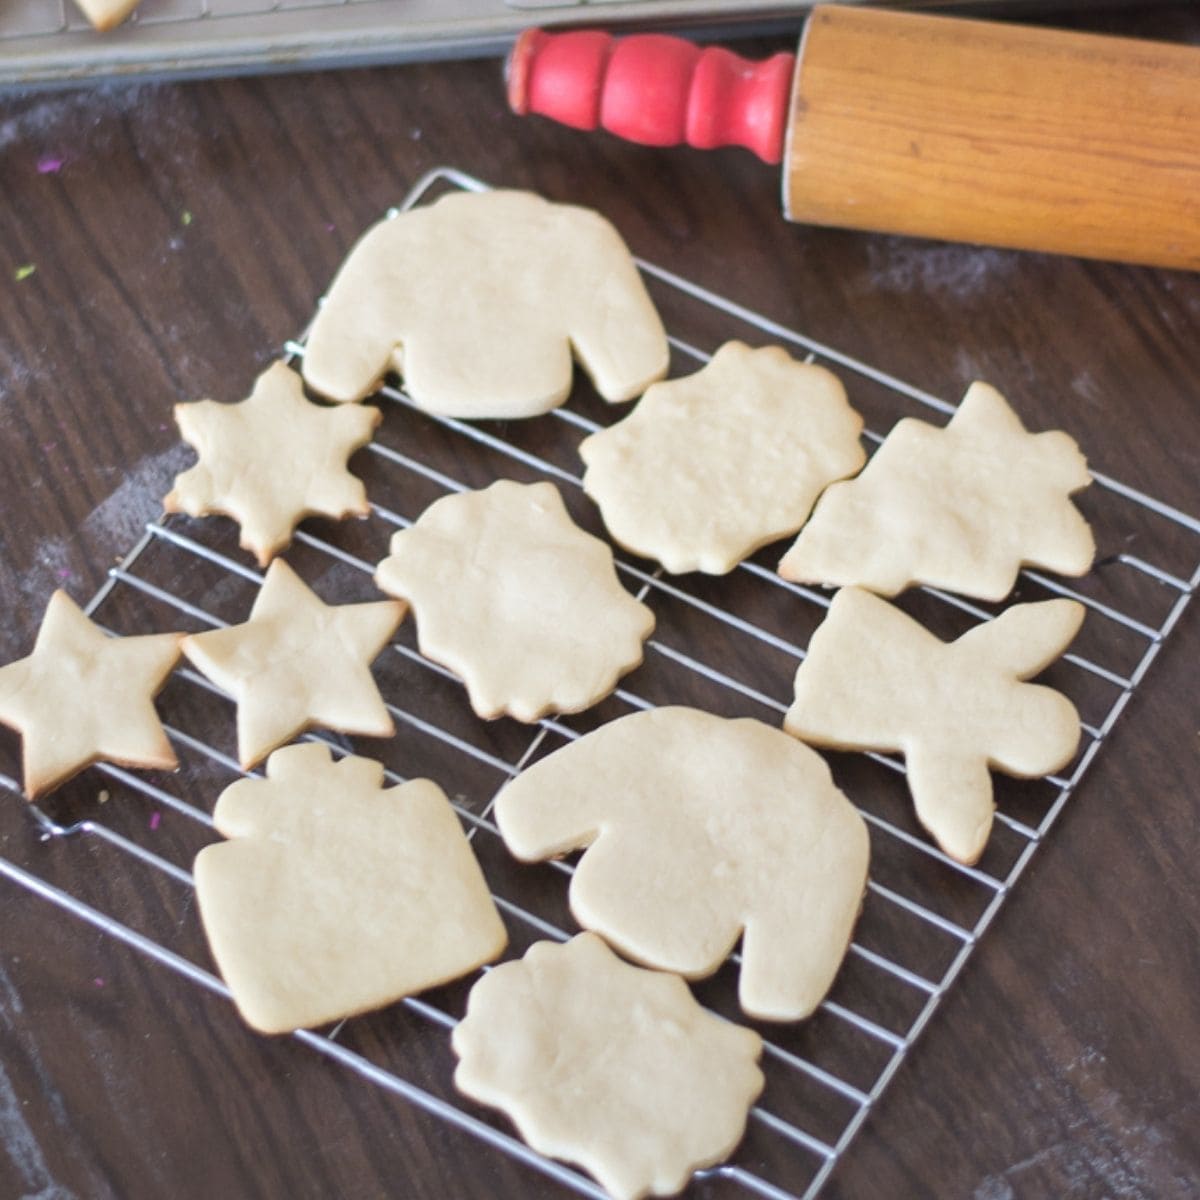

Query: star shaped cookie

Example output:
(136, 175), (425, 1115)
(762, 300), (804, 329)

(182, 559), (405, 768)
(164, 362), (381, 566)
(0, 591), (183, 798)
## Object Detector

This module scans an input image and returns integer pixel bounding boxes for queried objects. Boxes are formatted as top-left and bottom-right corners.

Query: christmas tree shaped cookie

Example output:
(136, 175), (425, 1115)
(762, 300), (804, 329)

(195, 743), (507, 1033)
(495, 707), (869, 1021)
(0, 591), (182, 798)
(453, 934), (764, 1200)
(580, 342), (866, 575)
(784, 588), (1085, 865)
(374, 481), (654, 723)
(165, 362), (381, 566)
(182, 559), (404, 769)
(778, 382), (1095, 601)
(302, 189), (669, 418)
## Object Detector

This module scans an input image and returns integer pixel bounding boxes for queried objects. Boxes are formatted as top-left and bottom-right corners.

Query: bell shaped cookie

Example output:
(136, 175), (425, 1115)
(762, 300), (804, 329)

(495, 707), (869, 1021)
(778, 382), (1095, 602)
(784, 588), (1084, 866)
(374, 481), (654, 723)
(194, 743), (507, 1033)
(164, 362), (381, 566)
(453, 934), (764, 1200)
(302, 189), (669, 418)
(580, 342), (866, 574)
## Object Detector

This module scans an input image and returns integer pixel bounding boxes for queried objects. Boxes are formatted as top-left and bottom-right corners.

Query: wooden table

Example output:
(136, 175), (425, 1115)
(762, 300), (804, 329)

(0, 5), (1197, 1199)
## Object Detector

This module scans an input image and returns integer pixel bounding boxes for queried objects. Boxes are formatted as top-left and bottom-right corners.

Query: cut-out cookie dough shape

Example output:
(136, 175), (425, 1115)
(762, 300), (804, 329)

(784, 587), (1084, 866)
(581, 342), (865, 575)
(164, 361), (381, 566)
(183, 559), (404, 769)
(778, 381), (1095, 602)
(495, 707), (869, 1021)
(195, 743), (507, 1034)
(302, 189), (669, 417)
(453, 933), (763, 1200)
(0, 591), (182, 798)
(374, 481), (654, 723)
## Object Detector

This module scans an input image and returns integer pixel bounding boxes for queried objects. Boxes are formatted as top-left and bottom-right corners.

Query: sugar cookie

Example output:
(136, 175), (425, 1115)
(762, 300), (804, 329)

(0, 591), (182, 798)
(164, 362), (381, 566)
(778, 382), (1095, 601)
(495, 707), (869, 1021)
(195, 743), (507, 1034)
(182, 559), (404, 769)
(374, 481), (654, 723)
(581, 342), (865, 574)
(302, 189), (669, 417)
(784, 587), (1084, 865)
(453, 933), (763, 1200)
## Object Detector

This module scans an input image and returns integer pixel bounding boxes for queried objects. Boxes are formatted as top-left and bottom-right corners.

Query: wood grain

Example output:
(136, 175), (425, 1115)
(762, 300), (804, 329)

(785, 5), (1200, 269)
(0, 7), (1198, 1200)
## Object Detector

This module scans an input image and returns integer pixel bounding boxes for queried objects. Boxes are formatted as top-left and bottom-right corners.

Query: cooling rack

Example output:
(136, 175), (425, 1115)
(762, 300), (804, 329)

(1, 165), (1197, 1200)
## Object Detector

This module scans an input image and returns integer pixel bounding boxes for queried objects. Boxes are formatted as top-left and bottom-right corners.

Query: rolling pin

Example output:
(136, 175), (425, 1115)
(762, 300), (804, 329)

(507, 6), (1200, 270)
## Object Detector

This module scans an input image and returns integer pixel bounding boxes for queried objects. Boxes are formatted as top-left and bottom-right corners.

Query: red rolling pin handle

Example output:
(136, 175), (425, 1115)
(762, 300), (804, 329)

(507, 28), (794, 165)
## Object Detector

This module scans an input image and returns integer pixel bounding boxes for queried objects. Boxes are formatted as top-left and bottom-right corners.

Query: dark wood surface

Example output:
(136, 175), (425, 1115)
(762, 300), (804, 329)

(0, 5), (1198, 1199)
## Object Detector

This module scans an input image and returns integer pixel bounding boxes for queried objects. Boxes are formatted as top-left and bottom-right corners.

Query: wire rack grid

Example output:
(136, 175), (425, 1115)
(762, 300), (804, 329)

(1, 166), (1197, 1200)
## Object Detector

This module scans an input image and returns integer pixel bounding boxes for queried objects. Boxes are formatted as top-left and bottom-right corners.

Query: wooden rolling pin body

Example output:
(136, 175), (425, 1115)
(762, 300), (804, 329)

(786, 7), (1200, 269)
(509, 7), (1200, 270)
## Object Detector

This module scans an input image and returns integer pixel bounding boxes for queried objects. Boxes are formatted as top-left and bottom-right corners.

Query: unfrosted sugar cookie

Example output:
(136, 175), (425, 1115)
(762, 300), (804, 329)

(374, 481), (654, 723)
(778, 382), (1095, 601)
(784, 587), (1084, 866)
(0, 591), (182, 798)
(195, 743), (507, 1034)
(453, 933), (763, 1200)
(581, 342), (865, 574)
(164, 362), (381, 566)
(301, 189), (669, 417)
(495, 707), (869, 1021)
(182, 558), (404, 769)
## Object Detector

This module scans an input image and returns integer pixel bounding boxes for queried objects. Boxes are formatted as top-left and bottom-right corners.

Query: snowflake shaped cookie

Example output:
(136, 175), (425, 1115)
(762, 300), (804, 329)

(453, 933), (764, 1200)
(496, 707), (869, 1021)
(784, 587), (1085, 865)
(195, 743), (507, 1033)
(374, 481), (654, 722)
(778, 382), (1095, 601)
(0, 591), (182, 798)
(581, 342), (865, 574)
(302, 189), (669, 418)
(164, 362), (381, 566)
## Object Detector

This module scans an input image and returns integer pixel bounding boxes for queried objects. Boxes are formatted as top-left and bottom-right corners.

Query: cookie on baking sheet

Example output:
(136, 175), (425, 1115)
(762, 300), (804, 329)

(73, 0), (138, 30)
(164, 361), (381, 567)
(374, 480), (654, 723)
(495, 707), (869, 1022)
(182, 558), (404, 769)
(784, 587), (1084, 866)
(778, 381), (1095, 602)
(581, 342), (866, 575)
(453, 933), (764, 1200)
(195, 743), (507, 1034)
(301, 189), (669, 418)
(0, 591), (182, 799)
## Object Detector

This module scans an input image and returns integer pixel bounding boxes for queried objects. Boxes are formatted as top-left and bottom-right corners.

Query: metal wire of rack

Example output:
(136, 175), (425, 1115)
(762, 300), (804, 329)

(1, 166), (1197, 1200)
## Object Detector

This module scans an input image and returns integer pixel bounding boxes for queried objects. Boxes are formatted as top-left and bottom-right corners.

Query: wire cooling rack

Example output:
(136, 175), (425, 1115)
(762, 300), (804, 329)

(2, 166), (1198, 1200)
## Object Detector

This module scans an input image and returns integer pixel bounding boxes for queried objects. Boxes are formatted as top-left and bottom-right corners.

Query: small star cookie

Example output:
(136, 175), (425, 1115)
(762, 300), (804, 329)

(0, 591), (182, 798)
(784, 587), (1085, 865)
(374, 481), (654, 723)
(453, 933), (764, 1200)
(164, 362), (381, 566)
(195, 743), (507, 1033)
(302, 189), (669, 417)
(182, 559), (404, 768)
(581, 342), (866, 574)
(778, 382), (1095, 601)
(495, 707), (869, 1021)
